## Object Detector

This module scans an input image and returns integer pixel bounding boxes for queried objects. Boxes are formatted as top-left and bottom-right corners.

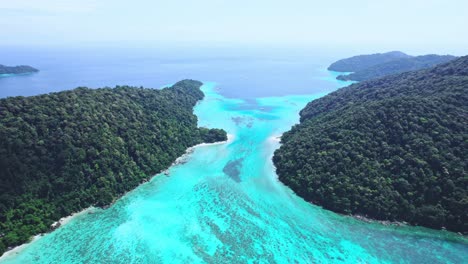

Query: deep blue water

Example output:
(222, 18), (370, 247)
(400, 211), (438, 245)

(0, 46), (349, 99)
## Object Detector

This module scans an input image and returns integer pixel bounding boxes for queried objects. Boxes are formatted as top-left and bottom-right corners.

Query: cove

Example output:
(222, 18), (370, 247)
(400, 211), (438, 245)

(1, 82), (466, 263)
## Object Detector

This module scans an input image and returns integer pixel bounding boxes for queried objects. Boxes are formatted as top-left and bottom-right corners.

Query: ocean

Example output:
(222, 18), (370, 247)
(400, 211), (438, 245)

(0, 46), (349, 99)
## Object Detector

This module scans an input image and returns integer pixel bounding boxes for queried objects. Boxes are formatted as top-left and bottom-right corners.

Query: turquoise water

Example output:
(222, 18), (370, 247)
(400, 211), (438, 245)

(1, 82), (467, 263)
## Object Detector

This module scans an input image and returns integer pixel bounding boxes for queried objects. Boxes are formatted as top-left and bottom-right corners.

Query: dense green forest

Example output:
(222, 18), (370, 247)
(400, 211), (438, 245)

(0, 65), (38, 75)
(328, 51), (411, 72)
(274, 56), (468, 233)
(0, 80), (227, 254)
(336, 55), (456, 81)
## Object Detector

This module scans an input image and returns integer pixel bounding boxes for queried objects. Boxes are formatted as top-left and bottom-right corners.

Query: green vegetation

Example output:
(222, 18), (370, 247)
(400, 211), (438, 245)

(0, 65), (38, 75)
(328, 51), (411, 72)
(336, 55), (456, 81)
(274, 56), (468, 233)
(0, 80), (226, 254)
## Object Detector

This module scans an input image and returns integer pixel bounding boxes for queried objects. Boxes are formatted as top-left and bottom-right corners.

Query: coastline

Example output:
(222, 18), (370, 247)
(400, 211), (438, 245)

(193, 133), (234, 148)
(0, 135), (233, 260)
(50, 207), (96, 229)
(348, 214), (466, 236)
(0, 207), (95, 261)
(164, 134), (234, 173)
(0, 72), (37, 78)
(268, 134), (282, 143)
(348, 214), (408, 227)
(0, 235), (43, 261)
(269, 133), (421, 232)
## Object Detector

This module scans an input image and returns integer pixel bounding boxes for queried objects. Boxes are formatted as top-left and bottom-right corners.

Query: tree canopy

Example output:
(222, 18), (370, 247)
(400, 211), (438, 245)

(0, 65), (38, 75)
(274, 56), (468, 233)
(0, 80), (226, 254)
(336, 54), (456, 81)
(328, 51), (411, 72)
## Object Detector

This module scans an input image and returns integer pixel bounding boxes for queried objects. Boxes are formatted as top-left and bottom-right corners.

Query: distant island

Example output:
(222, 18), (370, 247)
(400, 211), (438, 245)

(333, 53), (457, 81)
(274, 56), (468, 233)
(0, 64), (39, 75)
(0, 80), (227, 255)
(328, 51), (411, 72)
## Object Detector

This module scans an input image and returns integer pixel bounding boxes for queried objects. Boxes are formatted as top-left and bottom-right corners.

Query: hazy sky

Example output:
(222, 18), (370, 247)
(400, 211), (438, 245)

(1, 0), (467, 54)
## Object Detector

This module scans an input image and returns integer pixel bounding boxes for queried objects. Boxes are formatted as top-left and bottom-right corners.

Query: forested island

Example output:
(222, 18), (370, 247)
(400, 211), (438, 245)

(335, 54), (456, 81)
(274, 56), (468, 233)
(328, 51), (411, 72)
(0, 65), (39, 75)
(0, 80), (227, 255)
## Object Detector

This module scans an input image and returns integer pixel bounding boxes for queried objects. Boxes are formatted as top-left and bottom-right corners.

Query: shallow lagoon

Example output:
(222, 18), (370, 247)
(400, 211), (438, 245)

(1, 82), (466, 264)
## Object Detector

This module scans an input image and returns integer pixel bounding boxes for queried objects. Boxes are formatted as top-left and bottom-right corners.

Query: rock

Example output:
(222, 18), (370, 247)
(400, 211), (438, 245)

(51, 222), (61, 230)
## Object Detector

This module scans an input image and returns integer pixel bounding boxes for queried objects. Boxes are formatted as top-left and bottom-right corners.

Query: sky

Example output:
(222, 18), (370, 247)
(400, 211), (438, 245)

(1, 0), (467, 54)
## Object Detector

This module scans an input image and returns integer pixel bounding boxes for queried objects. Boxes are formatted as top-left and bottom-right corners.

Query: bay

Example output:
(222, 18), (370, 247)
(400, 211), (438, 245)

(0, 47), (466, 263)
(1, 82), (466, 263)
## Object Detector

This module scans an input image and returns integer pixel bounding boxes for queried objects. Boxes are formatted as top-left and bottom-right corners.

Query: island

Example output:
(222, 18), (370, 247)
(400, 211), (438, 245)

(0, 64), (39, 75)
(335, 54), (457, 81)
(328, 51), (411, 72)
(273, 56), (468, 233)
(0, 80), (227, 255)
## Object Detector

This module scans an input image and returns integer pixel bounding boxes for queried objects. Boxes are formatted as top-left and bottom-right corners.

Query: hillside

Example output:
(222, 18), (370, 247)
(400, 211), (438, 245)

(274, 57), (468, 233)
(0, 80), (227, 254)
(327, 51), (411, 72)
(0, 65), (38, 75)
(336, 55), (457, 81)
